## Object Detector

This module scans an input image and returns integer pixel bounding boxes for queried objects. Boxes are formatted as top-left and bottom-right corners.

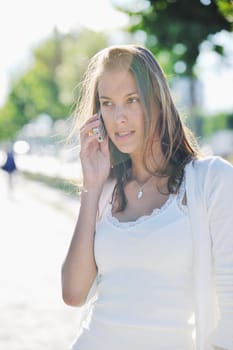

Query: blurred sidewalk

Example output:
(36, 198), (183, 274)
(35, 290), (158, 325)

(0, 171), (83, 350)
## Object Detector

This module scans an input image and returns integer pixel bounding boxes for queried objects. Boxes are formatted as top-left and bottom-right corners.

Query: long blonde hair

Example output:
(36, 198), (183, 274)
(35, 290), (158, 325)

(74, 44), (200, 210)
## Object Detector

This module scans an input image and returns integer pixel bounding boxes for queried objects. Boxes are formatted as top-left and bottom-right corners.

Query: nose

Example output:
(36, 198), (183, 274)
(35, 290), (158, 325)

(114, 105), (127, 123)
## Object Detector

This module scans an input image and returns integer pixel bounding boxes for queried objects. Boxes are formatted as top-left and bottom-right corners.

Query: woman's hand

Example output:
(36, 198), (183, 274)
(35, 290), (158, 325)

(79, 114), (110, 193)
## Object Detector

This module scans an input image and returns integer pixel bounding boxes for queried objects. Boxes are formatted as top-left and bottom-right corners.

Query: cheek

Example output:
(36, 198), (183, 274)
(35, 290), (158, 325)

(101, 108), (113, 125)
(136, 113), (145, 132)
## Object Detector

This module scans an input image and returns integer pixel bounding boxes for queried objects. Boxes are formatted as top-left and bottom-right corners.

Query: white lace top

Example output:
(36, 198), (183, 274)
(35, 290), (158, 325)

(106, 179), (187, 228)
(71, 179), (196, 350)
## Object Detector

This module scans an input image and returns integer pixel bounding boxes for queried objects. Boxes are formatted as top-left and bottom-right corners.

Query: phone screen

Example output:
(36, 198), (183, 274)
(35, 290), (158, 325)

(92, 111), (106, 142)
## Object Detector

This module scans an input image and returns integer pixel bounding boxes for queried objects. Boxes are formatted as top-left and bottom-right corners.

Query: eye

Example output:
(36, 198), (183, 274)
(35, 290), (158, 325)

(102, 100), (112, 107)
(128, 96), (139, 104)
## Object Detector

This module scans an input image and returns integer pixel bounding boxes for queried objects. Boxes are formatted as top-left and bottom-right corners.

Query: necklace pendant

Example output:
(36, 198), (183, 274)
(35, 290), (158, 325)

(137, 190), (143, 199)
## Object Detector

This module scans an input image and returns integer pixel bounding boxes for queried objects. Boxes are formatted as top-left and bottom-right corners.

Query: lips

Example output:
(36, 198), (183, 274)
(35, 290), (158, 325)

(115, 131), (134, 138)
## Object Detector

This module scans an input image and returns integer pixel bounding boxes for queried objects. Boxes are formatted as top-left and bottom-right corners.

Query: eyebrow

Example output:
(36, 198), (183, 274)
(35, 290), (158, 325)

(99, 91), (138, 100)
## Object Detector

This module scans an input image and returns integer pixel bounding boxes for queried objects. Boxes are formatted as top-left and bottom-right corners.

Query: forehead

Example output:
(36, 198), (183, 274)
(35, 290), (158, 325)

(98, 69), (138, 97)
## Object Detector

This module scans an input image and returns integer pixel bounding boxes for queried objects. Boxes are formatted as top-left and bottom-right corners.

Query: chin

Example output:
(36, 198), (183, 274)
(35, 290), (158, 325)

(116, 145), (134, 154)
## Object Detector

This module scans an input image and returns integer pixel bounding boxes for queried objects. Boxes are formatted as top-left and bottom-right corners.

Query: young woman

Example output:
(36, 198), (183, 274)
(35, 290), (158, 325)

(61, 45), (233, 350)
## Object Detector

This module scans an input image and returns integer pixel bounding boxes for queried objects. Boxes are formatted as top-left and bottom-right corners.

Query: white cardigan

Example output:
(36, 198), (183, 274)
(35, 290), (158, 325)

(87, 156), (233, 350)
(185, 156), (233, 350)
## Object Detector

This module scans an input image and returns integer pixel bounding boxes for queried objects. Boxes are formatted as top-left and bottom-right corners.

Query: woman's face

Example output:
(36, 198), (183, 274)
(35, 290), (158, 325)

(98, 69), (145, 158)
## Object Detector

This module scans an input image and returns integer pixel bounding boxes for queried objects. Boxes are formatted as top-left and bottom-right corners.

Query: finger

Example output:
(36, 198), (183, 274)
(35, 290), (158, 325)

(80, 121), (102, 142)
(99, 136), (110, 155)
(80, 129), (99, 145)
(80, 114), (99, 131)
(81, 132), (99, 146)
(88, 129), (94, 137)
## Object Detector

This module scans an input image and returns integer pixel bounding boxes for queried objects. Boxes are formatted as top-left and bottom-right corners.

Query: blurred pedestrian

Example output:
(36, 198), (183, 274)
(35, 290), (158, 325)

(62, 45), (233, 350)
(1, 147), (17, 192)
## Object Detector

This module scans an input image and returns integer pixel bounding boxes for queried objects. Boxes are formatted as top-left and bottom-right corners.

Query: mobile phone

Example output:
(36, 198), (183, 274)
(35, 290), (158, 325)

(92, 112), (106, 143)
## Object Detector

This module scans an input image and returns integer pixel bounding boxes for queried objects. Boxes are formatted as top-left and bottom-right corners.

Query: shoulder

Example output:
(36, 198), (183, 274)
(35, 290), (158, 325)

(185, 156), (233, 200)
(186, 155), (233, 181)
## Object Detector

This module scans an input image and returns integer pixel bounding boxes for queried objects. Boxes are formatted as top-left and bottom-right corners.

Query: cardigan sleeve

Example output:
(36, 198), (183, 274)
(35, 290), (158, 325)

(205, 157), (233, 350)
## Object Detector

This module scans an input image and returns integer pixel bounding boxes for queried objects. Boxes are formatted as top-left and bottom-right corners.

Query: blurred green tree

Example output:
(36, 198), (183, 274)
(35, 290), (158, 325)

(0, 28), (107, 141)
(115, 0), (233, 134)
(116, 0), (232, 75)
(201, 112), (231, 136)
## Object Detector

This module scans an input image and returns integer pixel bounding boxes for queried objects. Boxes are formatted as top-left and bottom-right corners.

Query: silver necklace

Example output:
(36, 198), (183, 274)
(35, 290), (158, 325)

(135, 176), (153, 199)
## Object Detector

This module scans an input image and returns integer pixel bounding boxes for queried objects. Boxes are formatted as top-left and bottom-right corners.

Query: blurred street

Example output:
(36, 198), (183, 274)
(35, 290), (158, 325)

(0, 171), (83, 350)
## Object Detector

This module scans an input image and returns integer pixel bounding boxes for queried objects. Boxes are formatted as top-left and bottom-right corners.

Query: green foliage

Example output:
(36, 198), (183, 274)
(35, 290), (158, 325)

(217, 0), (233, 22)
(0, 28), (108, 141)
(201, 112), (232, 137)
(117, 0), (232, 76)
(55, 30), (107, 106)
(0, 100), (21, 139)
(23, 171), (78, 197)
(227, 113), (233, 129)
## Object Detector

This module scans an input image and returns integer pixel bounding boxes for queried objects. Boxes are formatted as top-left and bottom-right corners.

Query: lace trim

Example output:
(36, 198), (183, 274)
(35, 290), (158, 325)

(106, 178), (187, 228)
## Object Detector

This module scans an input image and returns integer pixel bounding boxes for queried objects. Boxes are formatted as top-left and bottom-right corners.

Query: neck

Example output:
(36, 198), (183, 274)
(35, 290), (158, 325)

(130, 144), (165, 183)
(131, 163), (150, 184)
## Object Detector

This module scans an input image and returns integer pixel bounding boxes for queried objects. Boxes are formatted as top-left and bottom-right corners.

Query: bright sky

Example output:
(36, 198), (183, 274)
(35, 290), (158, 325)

(196, 31), (233, 114)
(0, 0), (128, 106)
(0, 0), (232, 114)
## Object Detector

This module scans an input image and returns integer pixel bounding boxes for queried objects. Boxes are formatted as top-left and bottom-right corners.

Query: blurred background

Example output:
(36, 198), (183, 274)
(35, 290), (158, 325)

(0, 0), (232, 349)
